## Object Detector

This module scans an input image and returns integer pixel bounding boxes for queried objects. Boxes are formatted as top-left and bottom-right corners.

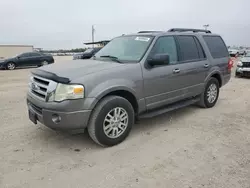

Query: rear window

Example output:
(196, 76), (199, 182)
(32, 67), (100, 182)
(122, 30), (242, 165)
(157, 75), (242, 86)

(203, 36), (229, 58)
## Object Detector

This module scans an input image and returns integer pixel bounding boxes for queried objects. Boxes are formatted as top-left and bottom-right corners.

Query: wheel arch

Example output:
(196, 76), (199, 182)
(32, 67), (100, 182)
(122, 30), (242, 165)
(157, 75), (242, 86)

(5, 61), (16, 69)
(90, 87), (139, 115)
(205, 71), (222, 88)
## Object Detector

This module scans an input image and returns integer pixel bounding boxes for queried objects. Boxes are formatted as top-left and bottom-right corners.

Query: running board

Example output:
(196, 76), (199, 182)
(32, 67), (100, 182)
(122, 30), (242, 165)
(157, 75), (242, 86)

(139, 97), (200, 119)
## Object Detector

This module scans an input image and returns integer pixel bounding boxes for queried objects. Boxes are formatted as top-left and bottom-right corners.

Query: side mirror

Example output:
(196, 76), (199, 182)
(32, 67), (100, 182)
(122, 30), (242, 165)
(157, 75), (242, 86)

(147, 54), (170, 67)
(17, 56), (20, 59)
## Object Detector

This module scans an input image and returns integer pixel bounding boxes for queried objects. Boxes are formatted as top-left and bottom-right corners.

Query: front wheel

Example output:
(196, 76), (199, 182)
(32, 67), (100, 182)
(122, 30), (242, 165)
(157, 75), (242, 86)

(198, 77), (220, 108)
(88, 96), (134, 147)
(6, 62), (16, 70)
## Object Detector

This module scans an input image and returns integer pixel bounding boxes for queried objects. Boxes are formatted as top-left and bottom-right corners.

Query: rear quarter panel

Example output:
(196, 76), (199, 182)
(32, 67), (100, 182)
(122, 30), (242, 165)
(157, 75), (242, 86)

(45, 55), (54, 63)
(198, 35), (231, 86)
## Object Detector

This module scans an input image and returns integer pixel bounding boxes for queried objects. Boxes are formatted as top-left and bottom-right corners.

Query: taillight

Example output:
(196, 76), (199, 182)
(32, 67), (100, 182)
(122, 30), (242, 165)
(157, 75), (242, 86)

(228, 58), (233, 71)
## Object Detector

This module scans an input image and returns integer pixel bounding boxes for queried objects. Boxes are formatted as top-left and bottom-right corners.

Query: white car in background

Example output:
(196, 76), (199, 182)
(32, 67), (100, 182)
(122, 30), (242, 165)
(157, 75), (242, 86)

(228, 48), (240, 57)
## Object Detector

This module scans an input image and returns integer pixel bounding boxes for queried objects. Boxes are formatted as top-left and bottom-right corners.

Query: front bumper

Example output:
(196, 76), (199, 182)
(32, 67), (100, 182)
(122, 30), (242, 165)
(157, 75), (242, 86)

(0, 63), (5, 69)
(27, 93), (95, 132)
(236, 67), (250, 77)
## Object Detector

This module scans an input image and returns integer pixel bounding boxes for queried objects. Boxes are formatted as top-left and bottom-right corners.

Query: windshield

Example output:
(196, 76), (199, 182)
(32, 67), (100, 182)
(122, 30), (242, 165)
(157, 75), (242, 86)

(94, 35), (153, 62)
(84, 49), (94, 53)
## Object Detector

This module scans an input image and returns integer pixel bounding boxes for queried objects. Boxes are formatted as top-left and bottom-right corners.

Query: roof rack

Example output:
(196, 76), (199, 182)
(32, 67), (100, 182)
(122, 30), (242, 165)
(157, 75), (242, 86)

(138, 31), (163, 33)
(168, 28), (212, 33)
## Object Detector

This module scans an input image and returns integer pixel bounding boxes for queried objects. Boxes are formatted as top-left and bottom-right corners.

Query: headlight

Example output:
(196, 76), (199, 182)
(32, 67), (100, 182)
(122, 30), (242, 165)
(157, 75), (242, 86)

(237, 61), (243, 67)
(54, 83), (84, 102)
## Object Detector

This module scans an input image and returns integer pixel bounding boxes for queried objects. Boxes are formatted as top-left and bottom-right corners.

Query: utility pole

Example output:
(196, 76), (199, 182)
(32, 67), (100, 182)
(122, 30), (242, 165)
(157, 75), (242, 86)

(92, 25), (95, 48)
(203, 24), (209, 31)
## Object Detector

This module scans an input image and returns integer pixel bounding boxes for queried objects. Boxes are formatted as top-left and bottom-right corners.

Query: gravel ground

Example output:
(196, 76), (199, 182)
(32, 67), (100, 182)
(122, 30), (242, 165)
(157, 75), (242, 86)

(0, 62), (250, 188)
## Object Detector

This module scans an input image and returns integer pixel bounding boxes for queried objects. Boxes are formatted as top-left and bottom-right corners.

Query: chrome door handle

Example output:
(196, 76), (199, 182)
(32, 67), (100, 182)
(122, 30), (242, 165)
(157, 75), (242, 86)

(173, 68), (180, 73)
(204, 64), (209, 68)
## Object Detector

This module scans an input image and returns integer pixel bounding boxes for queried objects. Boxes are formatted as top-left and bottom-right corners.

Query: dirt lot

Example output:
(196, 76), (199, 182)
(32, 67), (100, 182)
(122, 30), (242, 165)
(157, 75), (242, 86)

(0, 60), (250, 188)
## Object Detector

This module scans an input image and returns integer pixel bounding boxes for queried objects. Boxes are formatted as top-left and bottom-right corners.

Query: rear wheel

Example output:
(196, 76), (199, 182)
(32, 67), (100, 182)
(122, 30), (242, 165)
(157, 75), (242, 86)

(88, 96), (134, 147)
(41, 60), (49, 66)
(6, 62), (16, 70)
(198, 77), (220, 108)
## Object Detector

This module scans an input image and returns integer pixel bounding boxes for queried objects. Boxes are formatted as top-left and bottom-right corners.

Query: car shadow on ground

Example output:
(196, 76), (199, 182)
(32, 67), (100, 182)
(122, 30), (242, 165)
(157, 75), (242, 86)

(31, 105), (200, 151)
(0, 66), (36, 71)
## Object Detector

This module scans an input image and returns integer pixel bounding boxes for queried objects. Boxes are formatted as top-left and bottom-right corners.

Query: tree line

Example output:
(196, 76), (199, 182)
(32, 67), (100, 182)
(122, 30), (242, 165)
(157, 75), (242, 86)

(42, 48), (87, 53)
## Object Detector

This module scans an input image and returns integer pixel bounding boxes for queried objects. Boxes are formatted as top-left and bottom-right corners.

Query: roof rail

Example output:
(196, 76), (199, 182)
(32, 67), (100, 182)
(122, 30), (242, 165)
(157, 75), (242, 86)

(168, 28), (212, 33)
(138, 31), (162, 33)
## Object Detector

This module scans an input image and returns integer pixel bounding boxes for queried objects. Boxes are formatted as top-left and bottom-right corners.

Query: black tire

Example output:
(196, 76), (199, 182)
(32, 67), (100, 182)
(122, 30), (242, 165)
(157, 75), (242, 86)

(198, 77), (220, 108)
(6, 62), (16, 70)
(40, 60), (49, 67)
(88, 96), (135, 147)
(235, 72), (241, 78)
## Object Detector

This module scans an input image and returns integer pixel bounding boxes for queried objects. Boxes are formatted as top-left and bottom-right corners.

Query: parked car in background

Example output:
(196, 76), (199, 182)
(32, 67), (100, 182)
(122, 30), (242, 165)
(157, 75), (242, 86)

(27, 28), (231, 147)
(73, 48), (102, 60)
(235, 52), (250, 77)
(228, 48), (240, 57)
(238, 49), (246, 56)
(0, 52), (54, 70)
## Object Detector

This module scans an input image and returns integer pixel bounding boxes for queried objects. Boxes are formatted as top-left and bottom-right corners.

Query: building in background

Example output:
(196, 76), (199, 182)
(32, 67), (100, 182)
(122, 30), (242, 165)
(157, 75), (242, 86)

(0, 45), (33, 59)
(34, 47), (43, 52)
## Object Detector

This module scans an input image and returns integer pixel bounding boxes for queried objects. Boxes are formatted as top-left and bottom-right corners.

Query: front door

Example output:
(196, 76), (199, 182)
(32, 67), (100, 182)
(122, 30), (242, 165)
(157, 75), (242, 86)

(142, 36), (187, 110)
(17, 52), (32, 67)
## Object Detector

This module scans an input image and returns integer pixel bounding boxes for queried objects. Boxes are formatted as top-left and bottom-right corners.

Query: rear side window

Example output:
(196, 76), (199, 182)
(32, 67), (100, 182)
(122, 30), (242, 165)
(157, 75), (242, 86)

(194, 37), (206, 59)
(203, 36), (229, 58)
(29, 52), (41, 57)
(177, 36), (200, 61)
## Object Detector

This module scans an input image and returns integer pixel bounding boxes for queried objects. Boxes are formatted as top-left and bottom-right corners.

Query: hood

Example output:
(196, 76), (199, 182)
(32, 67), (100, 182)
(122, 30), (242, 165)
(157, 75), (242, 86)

(240, 57), (250, 62)
(1, 57), (16, 62)
(34, 59), (124, 82)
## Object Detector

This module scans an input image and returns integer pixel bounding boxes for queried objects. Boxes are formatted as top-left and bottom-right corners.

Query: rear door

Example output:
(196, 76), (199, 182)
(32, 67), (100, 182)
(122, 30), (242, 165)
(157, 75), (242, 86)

(175, 35), (208, 97)
(28, 52), (42, 66)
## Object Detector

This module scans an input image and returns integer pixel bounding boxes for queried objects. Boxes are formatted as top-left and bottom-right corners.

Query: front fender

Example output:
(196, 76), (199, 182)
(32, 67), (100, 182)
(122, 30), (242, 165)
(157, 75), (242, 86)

(87, 79), (138, 100)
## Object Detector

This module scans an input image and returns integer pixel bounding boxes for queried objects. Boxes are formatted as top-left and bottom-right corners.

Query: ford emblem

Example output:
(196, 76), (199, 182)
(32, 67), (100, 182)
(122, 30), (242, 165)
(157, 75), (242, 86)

(31, 83), (39, 91)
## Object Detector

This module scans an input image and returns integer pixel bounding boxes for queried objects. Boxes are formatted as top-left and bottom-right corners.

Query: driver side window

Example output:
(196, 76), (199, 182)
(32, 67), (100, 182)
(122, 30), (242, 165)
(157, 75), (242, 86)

(150, 36), (177, 64)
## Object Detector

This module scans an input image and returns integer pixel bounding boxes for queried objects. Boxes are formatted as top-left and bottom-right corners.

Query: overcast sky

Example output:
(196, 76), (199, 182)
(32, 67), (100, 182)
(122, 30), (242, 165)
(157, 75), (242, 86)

(0, 0), (249, 50)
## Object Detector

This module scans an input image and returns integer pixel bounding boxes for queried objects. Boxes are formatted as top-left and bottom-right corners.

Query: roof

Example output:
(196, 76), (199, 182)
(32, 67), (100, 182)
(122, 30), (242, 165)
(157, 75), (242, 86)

(0, 44), (33, 47)
(125, 28), (217, 37)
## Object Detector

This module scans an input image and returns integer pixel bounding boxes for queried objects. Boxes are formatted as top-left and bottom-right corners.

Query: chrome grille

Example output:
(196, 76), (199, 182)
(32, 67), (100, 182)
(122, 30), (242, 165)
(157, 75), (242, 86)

(242, 62), (250, 68)
(29, 75), (58, 101)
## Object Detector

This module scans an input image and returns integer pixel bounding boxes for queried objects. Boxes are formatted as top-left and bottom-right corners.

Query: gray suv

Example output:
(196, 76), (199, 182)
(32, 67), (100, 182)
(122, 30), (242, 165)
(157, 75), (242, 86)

(27, 28), (232, 147)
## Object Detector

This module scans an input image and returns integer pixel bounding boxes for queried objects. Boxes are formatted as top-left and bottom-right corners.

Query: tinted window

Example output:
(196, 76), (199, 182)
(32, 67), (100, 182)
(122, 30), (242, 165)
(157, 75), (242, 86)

(19, 53), (30, 57)
(29, 52), (41, 57)
(177, 36), (199, 61)
(203, 36), (229, 58)
(150, 36), (177, 64)
(194, 37), (206, 59)
(84, 49), (94, 53)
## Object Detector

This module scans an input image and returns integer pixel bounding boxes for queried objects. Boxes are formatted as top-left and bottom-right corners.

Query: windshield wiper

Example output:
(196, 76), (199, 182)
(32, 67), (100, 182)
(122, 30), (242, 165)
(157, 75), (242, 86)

(100, 55), (122, 63)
